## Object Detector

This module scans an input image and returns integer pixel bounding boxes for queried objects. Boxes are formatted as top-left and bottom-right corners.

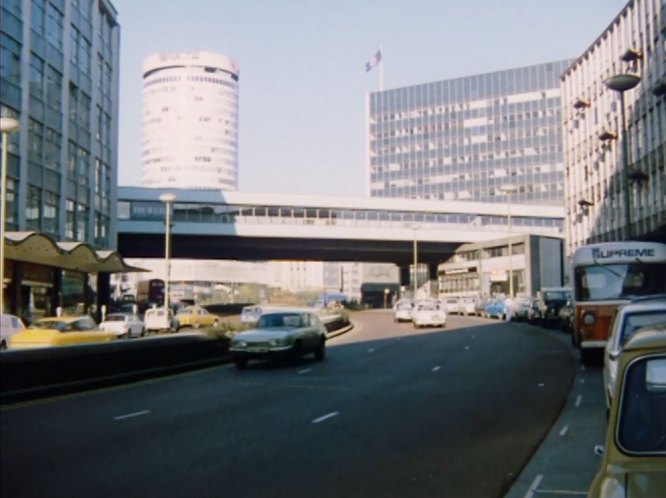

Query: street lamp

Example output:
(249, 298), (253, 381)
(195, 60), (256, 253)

(0, 117), (20, 314)
(410, 225), (419, 301)
(500, 184), (517, 298)
(159, 193), (176, 312)
(604, 73), (640, 240)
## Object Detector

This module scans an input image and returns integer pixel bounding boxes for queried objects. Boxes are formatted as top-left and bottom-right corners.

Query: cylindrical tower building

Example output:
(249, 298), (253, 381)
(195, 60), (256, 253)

(141, 51), (239, 190)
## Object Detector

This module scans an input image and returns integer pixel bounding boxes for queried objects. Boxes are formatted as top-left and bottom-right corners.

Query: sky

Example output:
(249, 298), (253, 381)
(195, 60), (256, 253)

(113, 0), (629, 197)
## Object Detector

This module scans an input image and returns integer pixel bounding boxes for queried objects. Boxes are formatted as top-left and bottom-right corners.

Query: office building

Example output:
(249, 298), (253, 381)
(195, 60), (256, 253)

(366, 60), (572, 206)
(560, 0), (665, 254)
(0, 0), (120, 248)
(141, 51), (239, 190)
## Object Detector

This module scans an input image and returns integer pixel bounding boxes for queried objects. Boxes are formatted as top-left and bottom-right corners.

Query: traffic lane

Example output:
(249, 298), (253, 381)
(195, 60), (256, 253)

(1, 313), (574, 498)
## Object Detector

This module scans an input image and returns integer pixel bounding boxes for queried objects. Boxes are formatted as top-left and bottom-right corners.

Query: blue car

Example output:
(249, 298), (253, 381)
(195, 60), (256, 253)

(483, 299), (507, 319)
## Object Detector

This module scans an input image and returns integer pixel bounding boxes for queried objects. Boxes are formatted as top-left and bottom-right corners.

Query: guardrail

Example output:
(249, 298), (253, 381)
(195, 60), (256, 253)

(0, 319), (353, 405)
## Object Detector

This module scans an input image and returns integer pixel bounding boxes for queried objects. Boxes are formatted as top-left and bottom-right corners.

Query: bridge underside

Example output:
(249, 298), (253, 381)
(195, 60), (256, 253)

(118, 233), (462, 268)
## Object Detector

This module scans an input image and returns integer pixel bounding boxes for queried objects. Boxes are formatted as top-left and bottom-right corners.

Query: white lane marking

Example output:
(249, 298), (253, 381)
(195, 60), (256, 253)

(432, 366), (441, 372)
(580, 377), (586, 384)
(559, 425), (569, 436)
(298, 368), (312, 375)
(114, 410), (150, 421)
(538, 383), (545, 387)
(523, 474), (543, 498)
(312, 411), (339, 424)
(368, 348), (375, 353)
(575, 395), (583, 408)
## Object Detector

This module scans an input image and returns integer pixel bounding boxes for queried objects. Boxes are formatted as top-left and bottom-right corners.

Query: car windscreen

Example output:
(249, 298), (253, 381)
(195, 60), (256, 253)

(617, 356), (666, 454)
(257, 313), (303, 328)
(620, 311), (666, 345)
(28, 320), (68, 331)
(105, 314), (127, 322)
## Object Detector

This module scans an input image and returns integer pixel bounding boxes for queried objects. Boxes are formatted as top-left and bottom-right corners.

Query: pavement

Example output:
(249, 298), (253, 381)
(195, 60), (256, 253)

(504, 330), (607, 498)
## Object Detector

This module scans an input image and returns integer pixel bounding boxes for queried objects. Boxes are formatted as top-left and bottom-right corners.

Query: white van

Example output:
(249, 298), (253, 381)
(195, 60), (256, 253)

(144, 307), (176, 334)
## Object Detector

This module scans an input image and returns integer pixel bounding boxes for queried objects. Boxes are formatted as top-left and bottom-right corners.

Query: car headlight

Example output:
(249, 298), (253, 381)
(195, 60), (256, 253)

(583, 311), (596, 325)
(269, 337), (292, 347)
(598, 477), (626, 498)
(233, 340), (247, 348)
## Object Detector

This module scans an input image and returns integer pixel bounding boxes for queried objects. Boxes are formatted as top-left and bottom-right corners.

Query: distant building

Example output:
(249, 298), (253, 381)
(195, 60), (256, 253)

(560, 0), (666, 253)
(366, 60), (572, 206)
(141, 51), (239, 190)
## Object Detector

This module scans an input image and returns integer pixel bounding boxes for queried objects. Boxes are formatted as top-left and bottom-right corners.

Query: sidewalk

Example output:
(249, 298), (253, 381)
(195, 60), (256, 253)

(504, 335), (607, 498)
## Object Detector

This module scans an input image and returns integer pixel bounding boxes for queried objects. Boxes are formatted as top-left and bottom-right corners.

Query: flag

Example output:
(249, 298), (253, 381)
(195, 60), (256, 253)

(365, 49), (382, 72)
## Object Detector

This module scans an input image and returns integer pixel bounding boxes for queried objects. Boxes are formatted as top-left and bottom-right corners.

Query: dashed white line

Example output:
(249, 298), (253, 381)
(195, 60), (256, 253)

(368, 348), (375, 353)
(575, 395), (583, 408)
(298, 368), (312, 375)
(523, 474), (543, 498)
(559, 425), (569, 436)
(432, 366), (441, 372)
(114, 410), (150, 421)
(312, 411), (339, 424)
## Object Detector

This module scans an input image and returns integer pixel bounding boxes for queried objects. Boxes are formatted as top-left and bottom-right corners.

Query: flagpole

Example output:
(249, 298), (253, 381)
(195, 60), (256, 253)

(379, 45), (384, 91)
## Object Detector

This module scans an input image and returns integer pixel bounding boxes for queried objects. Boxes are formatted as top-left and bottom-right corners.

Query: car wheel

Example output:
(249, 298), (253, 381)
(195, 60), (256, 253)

(140, 328), (145, 337)
(580, 348), (595, 366)
(0, 339), (6, 350)
(314, 338), (326, 361)
(234, 357), (248, 370)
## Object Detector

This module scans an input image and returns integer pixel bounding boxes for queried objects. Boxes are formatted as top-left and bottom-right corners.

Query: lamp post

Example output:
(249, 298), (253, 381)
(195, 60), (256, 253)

(500, 184), (517, 298)
(604, 73), (640, 240)
(159, 193), (176, 312)
(411, 226), (418, 301)
(0, 117), (20, 314)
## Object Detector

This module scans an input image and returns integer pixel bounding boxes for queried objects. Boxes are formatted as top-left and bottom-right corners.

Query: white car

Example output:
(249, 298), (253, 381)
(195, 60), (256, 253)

(144, 307), (176, 334)
(457, 298), (476, 316)
(412, 301), (446, 328)
(393, 300), (414, 322)
(603, 295), (666, 410)
(1, 314), (26, 349)
(99, 312), (145, 338)
(442, 297), (460, 315)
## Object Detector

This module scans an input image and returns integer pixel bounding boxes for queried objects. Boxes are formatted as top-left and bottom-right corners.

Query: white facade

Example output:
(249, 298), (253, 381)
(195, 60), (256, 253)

(141, 51), (239, 190)
(560, 0), (666, 256)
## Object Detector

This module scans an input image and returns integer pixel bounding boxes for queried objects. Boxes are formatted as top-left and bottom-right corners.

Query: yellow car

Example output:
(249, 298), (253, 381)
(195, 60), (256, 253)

(8, 316), (116, 349)
(174, 306), (220, 330)
(588, 324), (666, 498)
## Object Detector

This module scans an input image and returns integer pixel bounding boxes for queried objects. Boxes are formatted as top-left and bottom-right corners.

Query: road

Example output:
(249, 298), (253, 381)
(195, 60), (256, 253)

(1, 311), (576, 498)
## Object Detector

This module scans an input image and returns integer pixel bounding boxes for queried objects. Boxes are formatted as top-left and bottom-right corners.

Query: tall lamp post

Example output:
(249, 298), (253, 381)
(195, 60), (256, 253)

(604, 73), (640, 240)
(159, 193), (176, 312)
(411, 226), (418, 300)
(0, 117), (20, 314)
(500, 184), (517, 298)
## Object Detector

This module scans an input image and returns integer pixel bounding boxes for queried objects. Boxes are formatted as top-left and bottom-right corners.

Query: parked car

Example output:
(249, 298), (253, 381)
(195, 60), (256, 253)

(393, 300), (414, 322)
(588, 327), (666, 498)
(457, 297), (477, 316)
(483, 298), (507, 319)
(412, 301), (446, 328)
(558, 299), (575, 333)
(602, 296), (666, 411)
(8, 316), (115, 349)
(511, 296), (532, 321)
(473, 297), (487, 317)
(1, 314), (26, 349)
(441, 297), (460, 315)
(144, 307), (176, 334)
(240, 305), (264, 325)
(99, 312), (145, 338)
(229, 309), (327, 369)
(536, 287), (572, 327)
(175, 306), (221, 330)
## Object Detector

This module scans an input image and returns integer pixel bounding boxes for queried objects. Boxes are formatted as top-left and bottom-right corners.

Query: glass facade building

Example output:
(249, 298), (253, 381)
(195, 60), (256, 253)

(0, 0), (120, 249)
(367, 60), (572, 206)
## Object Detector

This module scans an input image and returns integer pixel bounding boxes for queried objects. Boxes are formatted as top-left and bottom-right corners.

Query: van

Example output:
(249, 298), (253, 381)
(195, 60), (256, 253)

(144, 307), (176, 334)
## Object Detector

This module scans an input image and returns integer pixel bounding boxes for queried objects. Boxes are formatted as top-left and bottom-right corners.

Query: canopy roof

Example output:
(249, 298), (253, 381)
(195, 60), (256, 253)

(4, 232), (147, 273)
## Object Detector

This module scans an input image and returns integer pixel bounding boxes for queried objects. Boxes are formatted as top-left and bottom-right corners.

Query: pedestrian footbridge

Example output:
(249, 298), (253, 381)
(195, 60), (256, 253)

(117, 187), (564, 268)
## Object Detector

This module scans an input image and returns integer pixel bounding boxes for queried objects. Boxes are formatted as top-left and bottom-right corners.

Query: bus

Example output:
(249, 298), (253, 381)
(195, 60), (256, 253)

(571, 241), (666, 365)
(135, 279), (165, 313)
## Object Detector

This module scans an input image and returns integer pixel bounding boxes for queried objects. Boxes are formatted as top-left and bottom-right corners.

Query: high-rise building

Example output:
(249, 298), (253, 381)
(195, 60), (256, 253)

(0, 0), (120, 248)
(366, 60), (572, 206)
(141, 51), (239, 190)
(560, 0), (665, 253)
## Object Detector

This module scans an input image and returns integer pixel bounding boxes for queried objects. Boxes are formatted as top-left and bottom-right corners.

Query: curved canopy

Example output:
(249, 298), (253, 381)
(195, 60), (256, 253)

(4, 232), (147, 273)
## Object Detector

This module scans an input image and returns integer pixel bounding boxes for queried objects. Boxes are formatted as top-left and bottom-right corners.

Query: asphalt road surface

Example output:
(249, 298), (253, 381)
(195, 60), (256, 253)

(1, 311), (575, 498)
